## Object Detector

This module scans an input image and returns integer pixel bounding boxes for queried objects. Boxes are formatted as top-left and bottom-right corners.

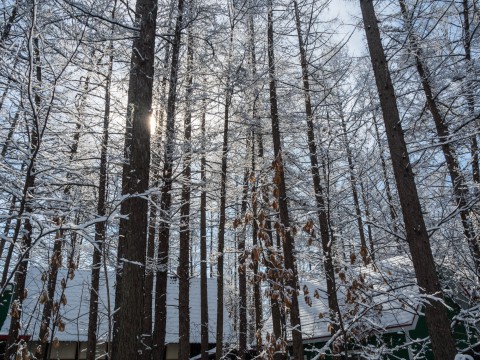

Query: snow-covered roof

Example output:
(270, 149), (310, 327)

(1, 267), (232, 344)
(263, 255), (420, 343)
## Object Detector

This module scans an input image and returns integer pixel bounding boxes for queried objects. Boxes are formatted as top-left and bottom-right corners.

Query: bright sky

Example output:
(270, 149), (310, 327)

(329, 0), (366, 56)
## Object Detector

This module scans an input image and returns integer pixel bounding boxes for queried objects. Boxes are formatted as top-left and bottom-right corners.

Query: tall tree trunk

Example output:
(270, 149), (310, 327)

(339, 108), (369, 265)
(1, 0), (19, 45)
(359, 1), (457, 359)
(178, 12), (193, 359)
(144, 3), (174, 356)
(210, 212), (214, 278)
(200, 102), (209, 360)
(461, 0), (480, 186)
(0, 111), (19, 263)
(264, 214), (286, 360)
(87, 6), (116, 357)
(216, 18), (236, 360)
(267, 1), (303, 358)
(237, 137), (250, 360)
(37, 72), (87, 360)
(5, 32), (41, 359)
(319, 147), (342, 267)
(248, 9), (262, 340)
(216, 49), (230, 360)
(1, 111), (19, 158)
(372, 110), (399, 238)
(0, 79), (11, 114)
(359, 179), (375, 261)
(153, 0), (185, 358)
(111, 0), (157, 357)
(293, 0), (344, 345)
(399, 0), (480, 276)
(0, 195), (16, 265)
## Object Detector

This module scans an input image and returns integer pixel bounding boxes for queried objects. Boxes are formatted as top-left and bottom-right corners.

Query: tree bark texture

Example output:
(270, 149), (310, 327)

(267, 1), (304, 358)
(200, 104), (209, 360)
(178, 13), (193, 359)
(237, 137), (250, 360)
(153, 0), (185, 358)
(5, 35), (41, 359)
(292, 0), (342, 340)
(215, 62), (231, 360)
(87, 9), (115, 357)
(359, 1), (457, 359)
(339, 109), (369, 265)
(248, 6), (262, 340)
(461, 0), (480, 186)
(111, 0), (157, 357)
(399, 0), (480, 277)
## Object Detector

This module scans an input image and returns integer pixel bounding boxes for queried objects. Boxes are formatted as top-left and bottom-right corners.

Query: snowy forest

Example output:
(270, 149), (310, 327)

(0, 0), (480, 359)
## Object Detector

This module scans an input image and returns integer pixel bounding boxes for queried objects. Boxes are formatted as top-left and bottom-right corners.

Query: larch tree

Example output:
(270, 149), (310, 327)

(292, 0), (342, 341)
(86, 2), (117, 359)
(267, 0), (304, 358)
(5, 29), (42, 360)
(398, 0), (480, 278)
(178, 1), (194, 357)
(153, 0), (185, 357)
(200, 99), (209, 360)
(359, 1), (457, 358)
(111, 0), (158, 358)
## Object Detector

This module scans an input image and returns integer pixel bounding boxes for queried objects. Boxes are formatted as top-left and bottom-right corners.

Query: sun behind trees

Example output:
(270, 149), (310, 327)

(0, 0), (479, 360)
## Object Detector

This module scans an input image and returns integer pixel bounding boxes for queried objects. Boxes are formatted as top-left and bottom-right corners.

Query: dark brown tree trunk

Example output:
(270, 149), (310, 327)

(292, 0), (343, 345)
(1, 182), (22, 288)
(359, 180), (375, 261)
(216, 55), (231, 360)
(247, 5), (262, 341)
(258, 189), (284, 357)
(250, 141), (262, 339)
(267, 1), (303, 358)
(1, 0), (19, 45)
(5, 36), (41, 359)
(86, 6), (116, 358)
(0, 195), (16, 265)
(359, 1), (457, 359)
(237, 137), (250, 360)
(143, 4), (173, 357)
(37, 72), (87, 360)
(178, 13), (193, 359)
(399, 0), (480, 276)
(111, 0), (157, 357)
(200, 103), (209, 360)
(44, 238), (79, 360)
(372, 111), (399, 238)
(0, 79), (11, 113)
(1, 111), (19, 158)
(153, 0), (185, 358)
(319, 149), (342, 268)
(265, 215), (286, 359)
(210, 212), (214, 278)
(251, 90), (282, 350)
(143, 186), (156, 360)
(461, 0), (480, 186)
(37, 218), (62, 360)
(216, 19), (236, 360)
(0, 111), (19, 263)
(339, 109), (369, 265)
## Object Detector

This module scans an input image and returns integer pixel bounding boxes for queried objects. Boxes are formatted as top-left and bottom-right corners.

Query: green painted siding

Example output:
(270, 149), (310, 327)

(300, 309), (479, 360)
(0, 285), (14, 330)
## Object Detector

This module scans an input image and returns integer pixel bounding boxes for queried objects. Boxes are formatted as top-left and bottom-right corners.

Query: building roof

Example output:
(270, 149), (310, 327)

(1, 266), (232, 344)
(263, 255), (420, 343)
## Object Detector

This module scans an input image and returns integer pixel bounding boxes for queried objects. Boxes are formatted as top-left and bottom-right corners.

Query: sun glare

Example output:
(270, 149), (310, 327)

(149, 111), (156, 134)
